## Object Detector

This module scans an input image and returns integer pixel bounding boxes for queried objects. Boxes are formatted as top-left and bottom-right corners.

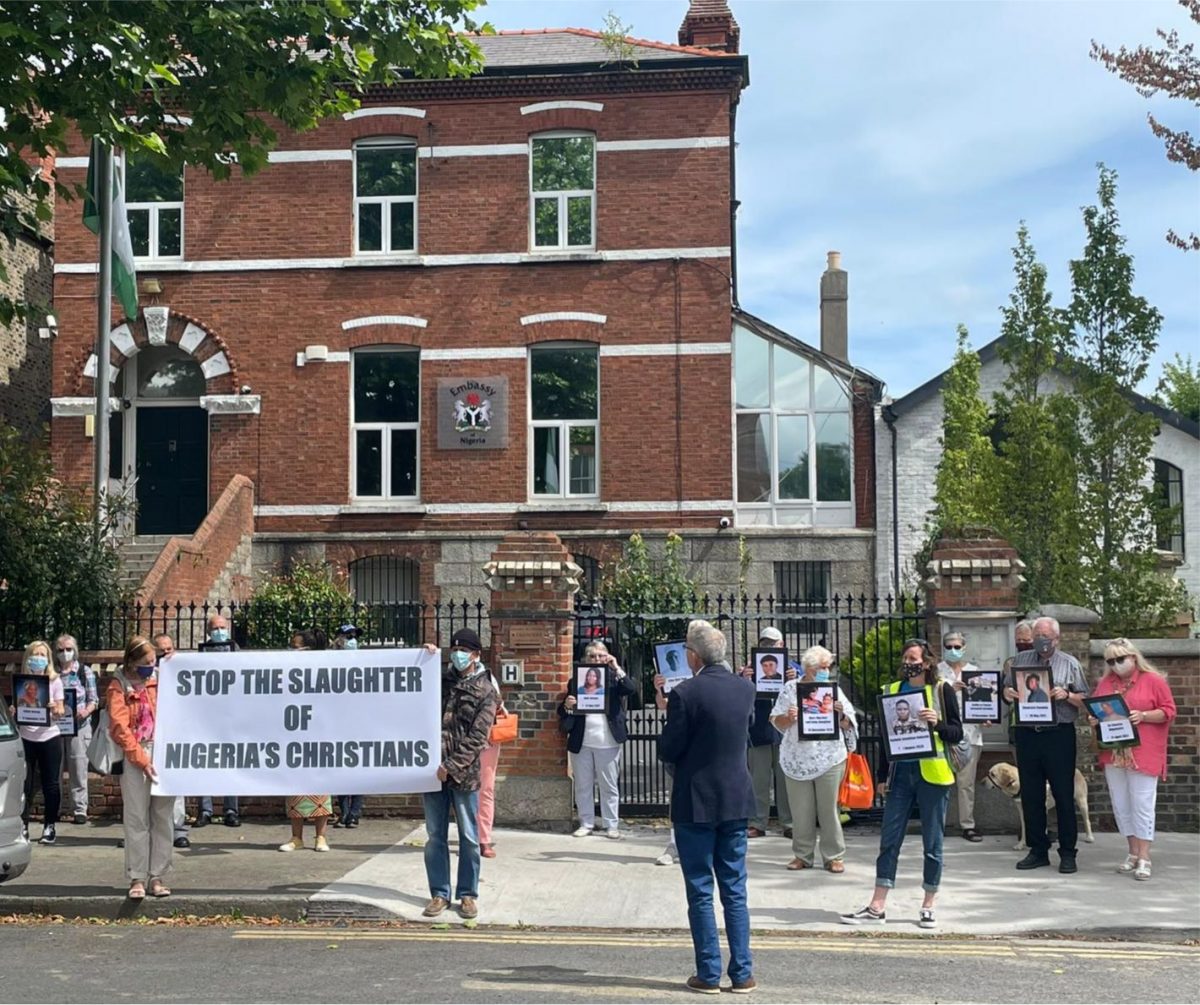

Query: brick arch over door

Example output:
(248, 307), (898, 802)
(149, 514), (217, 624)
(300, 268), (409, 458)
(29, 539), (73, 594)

(72, 309), (241, 395)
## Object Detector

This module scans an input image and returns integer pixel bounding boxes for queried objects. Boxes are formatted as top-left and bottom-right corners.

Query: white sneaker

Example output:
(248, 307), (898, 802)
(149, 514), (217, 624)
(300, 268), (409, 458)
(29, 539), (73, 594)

(572, 825), (593, 838)
(656, 848), (677, 866)
(1116, 854), (1138, 874)
(918, 908), (937, 929)
(605, 828), (621, 840)
(1134, 859), (1152, 881)
(278, 837), (303, 852)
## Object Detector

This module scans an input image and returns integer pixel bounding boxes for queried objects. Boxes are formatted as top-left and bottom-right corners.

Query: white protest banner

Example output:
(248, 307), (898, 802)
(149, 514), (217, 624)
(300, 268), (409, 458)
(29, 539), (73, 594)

(151, 648), (442, 796)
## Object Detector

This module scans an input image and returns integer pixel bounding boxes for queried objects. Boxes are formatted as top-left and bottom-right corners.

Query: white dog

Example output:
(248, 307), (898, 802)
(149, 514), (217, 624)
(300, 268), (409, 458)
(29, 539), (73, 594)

(984, 762), (1095, 851)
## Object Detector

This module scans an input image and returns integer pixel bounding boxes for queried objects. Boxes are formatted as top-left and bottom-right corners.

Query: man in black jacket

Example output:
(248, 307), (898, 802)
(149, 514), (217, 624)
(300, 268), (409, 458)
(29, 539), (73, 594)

(659, 619), (757, 995)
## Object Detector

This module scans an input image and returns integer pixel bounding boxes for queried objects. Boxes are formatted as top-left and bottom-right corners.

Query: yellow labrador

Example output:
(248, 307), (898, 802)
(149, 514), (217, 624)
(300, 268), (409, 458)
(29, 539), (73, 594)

(984, 762), (1095, 851)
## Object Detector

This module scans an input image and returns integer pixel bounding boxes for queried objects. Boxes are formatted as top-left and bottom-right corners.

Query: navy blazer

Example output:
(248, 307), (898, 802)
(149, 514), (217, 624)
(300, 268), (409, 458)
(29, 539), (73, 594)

(558, 668), (640, 755)
(658, 665), (757, 825)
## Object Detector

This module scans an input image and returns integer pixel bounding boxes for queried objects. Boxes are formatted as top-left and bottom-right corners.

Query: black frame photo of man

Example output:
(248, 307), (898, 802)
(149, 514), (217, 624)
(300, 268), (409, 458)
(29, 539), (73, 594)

(878, 690), (935, 760)
(751, 647), (787, 696)
(653, 640), (691, 693)
(960, 670), (1001, 723)
(1013, 666), (1053, 724)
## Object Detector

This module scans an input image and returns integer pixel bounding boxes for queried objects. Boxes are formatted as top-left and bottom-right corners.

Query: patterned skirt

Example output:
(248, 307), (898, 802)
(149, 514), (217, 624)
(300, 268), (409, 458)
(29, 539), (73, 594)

(286, 795), (333, 820)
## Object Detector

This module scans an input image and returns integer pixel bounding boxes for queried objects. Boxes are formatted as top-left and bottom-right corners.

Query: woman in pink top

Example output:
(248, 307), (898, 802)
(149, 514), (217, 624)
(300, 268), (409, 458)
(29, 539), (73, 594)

(8, 640), (66, 845)
(1089, 639), (1176, 882)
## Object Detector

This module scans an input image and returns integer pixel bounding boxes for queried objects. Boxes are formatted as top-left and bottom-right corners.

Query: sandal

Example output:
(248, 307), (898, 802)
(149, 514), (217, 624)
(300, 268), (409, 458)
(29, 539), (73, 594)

(148, 879), (172, 898)
(128, 881), (146, 900)
(825, 860), (845, 873)
(786, 858), (811, 871)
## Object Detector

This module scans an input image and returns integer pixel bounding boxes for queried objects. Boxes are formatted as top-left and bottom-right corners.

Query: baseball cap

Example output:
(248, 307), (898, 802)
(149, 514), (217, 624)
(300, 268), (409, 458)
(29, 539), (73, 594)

(337, 624), (359, 638)
(450, 627), (483, 651)
(758, 627), (783, 645)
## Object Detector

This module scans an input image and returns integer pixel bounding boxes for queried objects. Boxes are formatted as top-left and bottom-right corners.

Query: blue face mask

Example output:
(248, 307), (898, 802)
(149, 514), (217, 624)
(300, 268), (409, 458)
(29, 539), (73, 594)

(210, 628), (230, 644)
(450, 650), (473, 672)
(28, 656), (49, 672)
(135, 663), (155, 679)
(944, 647), (964, 662)
(343, 638), (358, 650)
(814, 669), (831, 683)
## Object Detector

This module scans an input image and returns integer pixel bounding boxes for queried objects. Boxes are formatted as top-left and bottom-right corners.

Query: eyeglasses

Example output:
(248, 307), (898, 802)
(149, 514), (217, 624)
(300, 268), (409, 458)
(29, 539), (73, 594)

(903, 638), (929, 649)
(1105, 656), (1131, 667)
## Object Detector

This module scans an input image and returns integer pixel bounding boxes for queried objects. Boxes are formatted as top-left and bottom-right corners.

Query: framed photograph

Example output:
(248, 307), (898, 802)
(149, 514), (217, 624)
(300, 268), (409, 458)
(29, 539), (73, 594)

(1084, 694), (1141, 750)
(797, 682), (839, 740)
(11, 674), (50, 726)
(575, 664), (609, 713)
(1014, 665), (1054, 725)
(877, 689), (935, 760)
(653, 640), (691, 693)
(752, 647), (787, 696)
(960, 670), (1001, 724)
(53, 688), (78, 737)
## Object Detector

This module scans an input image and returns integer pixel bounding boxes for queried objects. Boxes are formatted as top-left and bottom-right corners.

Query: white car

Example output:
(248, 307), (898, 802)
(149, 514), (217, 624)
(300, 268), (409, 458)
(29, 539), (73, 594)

(0, 701), (31, 883)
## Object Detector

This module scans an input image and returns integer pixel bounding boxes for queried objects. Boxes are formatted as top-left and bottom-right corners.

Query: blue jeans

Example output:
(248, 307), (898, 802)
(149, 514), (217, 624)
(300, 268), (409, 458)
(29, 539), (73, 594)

(338, 795), (363, 823)
(422, 785), (481, 900)
(875, 760), (952, 893)
(674, 820), (753, 986)
(199, 796), (238, 817)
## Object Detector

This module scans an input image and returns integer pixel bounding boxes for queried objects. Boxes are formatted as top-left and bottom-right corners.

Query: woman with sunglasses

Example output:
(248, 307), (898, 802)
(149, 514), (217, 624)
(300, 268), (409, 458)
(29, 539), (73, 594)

(1089, 640), (1176, 881)
(840, 638), (962, 930)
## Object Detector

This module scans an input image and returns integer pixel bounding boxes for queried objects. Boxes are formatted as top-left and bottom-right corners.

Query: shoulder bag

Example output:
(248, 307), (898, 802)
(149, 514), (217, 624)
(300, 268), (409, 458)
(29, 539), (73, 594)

(86, 708), (124, 774)
(932, 681), (972, 774)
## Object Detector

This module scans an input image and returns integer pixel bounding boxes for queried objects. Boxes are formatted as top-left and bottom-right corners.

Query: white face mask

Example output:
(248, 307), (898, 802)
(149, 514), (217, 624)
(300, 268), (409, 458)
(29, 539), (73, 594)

(1111, 657), (1134, 678)
(57, 648), (75, 665)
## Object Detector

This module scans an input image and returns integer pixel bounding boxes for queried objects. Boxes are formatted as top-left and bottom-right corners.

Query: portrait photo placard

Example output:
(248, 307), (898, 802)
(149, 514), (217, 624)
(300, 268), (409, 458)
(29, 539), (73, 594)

(12, 674), (50, 726)
(53, 688), (78, 737)
(960, 670), (1001, 724)
(575, 664), (608, 713)
(1084, 694), (1141, 750)
(654, 640), (691, 694)
(878, 690), (935, 760)
(797, 682), (839, 740)
(1014, 665), (1054, 725)
(752, 647), (787, 696)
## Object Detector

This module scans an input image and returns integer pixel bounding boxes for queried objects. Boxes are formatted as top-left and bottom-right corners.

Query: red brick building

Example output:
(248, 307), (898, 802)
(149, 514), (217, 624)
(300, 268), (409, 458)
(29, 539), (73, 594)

(48, 1), (881, 610)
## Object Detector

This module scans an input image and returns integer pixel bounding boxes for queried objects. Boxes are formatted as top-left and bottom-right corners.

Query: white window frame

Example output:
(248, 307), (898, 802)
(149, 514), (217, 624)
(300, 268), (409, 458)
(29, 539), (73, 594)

(350, 348), (420, 501)
(120, 155), (184, 262)
(732, 330), (855, 526)
(528, 344), (600, 500)
(529, 131), (596, 252)
(353, 137), (419, 256)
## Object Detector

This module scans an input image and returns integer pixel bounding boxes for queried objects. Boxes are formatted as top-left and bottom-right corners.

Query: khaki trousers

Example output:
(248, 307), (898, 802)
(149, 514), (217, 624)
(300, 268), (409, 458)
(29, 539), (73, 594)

(784, 760), (846, 865)
(954, 744), (983, 830)
(748, 743), (792, 830)
(119, 763), (174, 882)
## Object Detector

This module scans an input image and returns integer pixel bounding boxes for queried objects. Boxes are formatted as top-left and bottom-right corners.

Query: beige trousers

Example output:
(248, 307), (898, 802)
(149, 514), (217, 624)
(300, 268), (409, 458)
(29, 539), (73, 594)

(120, 763), (174, 882)
(785, 760), (846, 865)
(955, 744), (983, 830)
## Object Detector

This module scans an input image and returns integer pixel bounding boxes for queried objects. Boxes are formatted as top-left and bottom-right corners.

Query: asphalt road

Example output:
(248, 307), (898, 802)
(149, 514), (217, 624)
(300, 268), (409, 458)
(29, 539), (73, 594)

(1, 924), (1196, 1003)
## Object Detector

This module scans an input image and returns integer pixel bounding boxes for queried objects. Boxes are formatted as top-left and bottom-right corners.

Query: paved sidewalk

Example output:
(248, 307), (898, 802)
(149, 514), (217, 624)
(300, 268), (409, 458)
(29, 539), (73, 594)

(2, 818), (1198, 938)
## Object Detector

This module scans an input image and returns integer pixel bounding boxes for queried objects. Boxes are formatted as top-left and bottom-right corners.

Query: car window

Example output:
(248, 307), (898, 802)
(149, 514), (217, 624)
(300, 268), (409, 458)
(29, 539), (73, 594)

(0, 699), (16, 740)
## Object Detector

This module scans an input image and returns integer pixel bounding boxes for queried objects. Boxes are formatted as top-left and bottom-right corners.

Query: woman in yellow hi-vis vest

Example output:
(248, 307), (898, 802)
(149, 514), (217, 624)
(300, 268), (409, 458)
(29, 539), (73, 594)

(840, 638), (962, 930)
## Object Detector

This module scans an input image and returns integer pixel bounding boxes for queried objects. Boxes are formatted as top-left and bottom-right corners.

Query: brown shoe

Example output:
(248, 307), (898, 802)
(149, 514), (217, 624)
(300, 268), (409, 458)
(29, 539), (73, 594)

(459, 896), (478, 919)
(686, 976), (721, 995)
(825, 859), (845, 873)
(480, 844), (497, 859)
(730, 977), (758, 994)
(747, 827), (766, 838)
(422, 896), (449, 918)
(786, 858), (811, 870)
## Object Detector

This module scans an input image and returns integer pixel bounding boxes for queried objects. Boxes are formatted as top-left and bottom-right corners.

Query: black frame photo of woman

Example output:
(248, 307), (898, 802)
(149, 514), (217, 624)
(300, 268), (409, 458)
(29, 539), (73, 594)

(12, 674), (50, 725)
(877, 690), (936, 761)
(797, 682), (839, 740)
(960, 670), (1001, 724)
(751, 646), (787, 696)
(52, 688), (78, 737)
(574, 665), (608, 713)
(1084, 694), (1140, 750)
(1013, 666), (1053, 724)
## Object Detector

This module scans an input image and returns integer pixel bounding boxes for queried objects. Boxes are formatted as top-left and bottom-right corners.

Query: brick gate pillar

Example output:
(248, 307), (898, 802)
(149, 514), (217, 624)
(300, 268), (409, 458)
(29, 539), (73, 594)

(483, 532), (581, 829)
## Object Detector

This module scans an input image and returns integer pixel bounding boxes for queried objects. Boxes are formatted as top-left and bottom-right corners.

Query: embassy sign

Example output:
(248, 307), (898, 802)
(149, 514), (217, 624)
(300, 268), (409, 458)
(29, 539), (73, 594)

(436, 376), (509, 449)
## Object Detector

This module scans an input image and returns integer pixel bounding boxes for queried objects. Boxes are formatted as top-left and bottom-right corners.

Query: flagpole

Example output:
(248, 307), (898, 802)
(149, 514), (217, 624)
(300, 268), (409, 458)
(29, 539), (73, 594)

(93, 142), (114, 544)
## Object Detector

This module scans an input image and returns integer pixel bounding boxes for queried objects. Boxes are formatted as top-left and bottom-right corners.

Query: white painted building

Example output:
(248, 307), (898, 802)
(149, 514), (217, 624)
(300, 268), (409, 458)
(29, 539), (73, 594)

(874, 337), (1200, 616)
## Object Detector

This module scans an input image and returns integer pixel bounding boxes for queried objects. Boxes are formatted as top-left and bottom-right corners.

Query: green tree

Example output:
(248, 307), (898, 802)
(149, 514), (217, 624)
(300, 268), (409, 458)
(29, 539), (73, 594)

(0, 422), (128, 647)
(931, 326), (999, 533)
(991, 224), (1086, 607)
(1153, 353), (1200, 422)
(0, 0), (488, 322)
(236, 562), (356, 649)
(1065, 165), (1183, 630)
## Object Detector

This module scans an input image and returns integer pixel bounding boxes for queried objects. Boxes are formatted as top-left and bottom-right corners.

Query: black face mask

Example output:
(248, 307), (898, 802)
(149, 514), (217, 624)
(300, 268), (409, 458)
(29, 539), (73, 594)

(1015, 641), (1034, 652)
(900, 663), (924, 680)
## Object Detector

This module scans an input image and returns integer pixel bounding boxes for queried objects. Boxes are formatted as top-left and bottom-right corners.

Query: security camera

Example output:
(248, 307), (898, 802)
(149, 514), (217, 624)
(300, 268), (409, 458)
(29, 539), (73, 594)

(45, 313), (58, 329)
(240, 384), (252, 395)
(718, 516), (732, 530)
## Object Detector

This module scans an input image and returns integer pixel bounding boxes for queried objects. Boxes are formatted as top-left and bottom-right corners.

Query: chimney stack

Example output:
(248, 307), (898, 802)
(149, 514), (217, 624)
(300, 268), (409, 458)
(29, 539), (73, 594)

(678, 0), (740, 53)
(820, 251), (848, 363)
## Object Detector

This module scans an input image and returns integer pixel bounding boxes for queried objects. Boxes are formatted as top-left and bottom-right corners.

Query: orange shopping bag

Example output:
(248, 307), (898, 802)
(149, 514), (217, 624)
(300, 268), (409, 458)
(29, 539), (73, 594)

(838, 751), (875, 810)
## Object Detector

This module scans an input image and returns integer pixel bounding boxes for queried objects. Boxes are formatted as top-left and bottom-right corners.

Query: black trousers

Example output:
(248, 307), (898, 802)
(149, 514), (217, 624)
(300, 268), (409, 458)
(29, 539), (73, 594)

(1014, 724), (1077, 856)
(22, 736), (63, 826)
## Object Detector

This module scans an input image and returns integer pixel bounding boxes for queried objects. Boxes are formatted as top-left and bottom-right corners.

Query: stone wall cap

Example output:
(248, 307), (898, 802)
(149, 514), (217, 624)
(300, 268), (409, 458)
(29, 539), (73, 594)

(1089, 638), (1200, 657)
(1028, 604), (1101, 625)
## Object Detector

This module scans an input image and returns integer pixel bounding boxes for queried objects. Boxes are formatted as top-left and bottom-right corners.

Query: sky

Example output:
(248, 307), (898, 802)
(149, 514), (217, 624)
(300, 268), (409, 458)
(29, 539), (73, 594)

(480, 0), (1200, 399)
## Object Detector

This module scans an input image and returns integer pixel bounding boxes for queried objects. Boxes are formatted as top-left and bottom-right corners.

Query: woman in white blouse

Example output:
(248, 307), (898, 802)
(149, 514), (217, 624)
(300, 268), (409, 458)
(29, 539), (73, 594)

(771, 645), (857, 873)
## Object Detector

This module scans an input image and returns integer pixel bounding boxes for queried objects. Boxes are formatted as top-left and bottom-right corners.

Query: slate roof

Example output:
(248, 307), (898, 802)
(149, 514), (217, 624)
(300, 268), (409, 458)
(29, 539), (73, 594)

(473, 28), (738, 69)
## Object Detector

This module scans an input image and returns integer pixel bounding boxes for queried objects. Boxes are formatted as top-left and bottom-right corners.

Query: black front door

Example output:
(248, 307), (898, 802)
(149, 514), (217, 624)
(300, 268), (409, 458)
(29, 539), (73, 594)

(135, 407), (208, 535)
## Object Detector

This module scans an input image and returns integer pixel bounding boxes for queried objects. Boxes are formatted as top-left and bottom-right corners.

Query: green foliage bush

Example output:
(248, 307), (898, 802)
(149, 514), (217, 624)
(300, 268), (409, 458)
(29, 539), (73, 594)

(236, 561), (356, 649)
(841, 600), (923, 707)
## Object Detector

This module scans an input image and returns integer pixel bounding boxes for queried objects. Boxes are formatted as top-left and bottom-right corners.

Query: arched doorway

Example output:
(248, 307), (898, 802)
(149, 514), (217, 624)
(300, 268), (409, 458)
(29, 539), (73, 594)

(112, 345), (208, 535)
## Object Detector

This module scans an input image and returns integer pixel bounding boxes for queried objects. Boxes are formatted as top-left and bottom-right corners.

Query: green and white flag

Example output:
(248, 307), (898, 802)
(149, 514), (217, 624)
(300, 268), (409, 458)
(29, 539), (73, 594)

(83, 139), (138, 318)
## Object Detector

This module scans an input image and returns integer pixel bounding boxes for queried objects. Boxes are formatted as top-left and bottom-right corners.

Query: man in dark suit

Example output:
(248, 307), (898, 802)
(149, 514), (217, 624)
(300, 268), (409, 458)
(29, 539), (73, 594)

(659, 619), (757, 995)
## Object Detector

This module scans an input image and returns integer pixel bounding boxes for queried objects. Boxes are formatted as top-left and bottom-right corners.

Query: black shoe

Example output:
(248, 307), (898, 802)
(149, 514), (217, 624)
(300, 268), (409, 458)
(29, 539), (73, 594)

(224, 811), (241, 828)
(116, 838), (124, 849)
(1059, 855), (1078, 874)
(73, 813), (88, 825)
(1016, 852), (1051, 870)
(346, 817), (360, 829)
(332, 818), (345, 828)
(193, 813), (211, 828)
(21, 825), (28, 841)
(782, 828), (793, 839)
(174, 836), (191, 849)
(39, 825), (56, 846)
(962, 828), (983, 843)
